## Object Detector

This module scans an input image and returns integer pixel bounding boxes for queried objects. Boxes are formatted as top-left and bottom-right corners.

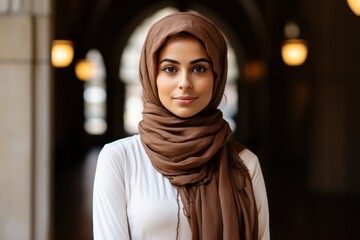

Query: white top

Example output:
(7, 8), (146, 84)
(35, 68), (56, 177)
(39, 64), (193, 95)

(93, 134), (270, 240)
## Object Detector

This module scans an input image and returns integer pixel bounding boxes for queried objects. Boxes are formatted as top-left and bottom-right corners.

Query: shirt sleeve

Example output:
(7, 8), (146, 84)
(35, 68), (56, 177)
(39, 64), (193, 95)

(92, 144), (130, 240)
(240, 149), (270, 240)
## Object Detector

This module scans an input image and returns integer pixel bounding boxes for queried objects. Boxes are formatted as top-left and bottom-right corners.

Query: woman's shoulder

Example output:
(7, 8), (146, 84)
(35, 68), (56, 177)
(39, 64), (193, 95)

(97, 134), (144, 168)
(238, 148), (257, 164)
(95, 134), (149, 181)
(100, 134), (142, 155)
(238, 148), (261, 179)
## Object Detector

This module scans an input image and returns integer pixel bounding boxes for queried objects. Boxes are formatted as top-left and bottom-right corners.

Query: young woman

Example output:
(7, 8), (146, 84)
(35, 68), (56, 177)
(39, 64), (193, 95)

(93, 11), (270, 240)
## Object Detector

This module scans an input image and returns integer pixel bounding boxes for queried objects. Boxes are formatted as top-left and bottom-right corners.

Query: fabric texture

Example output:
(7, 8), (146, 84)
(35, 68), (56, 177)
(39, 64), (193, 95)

(138, 11), (258, 239)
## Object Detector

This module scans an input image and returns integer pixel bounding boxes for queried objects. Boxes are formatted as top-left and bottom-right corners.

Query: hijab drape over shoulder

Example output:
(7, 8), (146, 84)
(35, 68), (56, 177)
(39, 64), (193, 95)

(138, 11), (258, 239)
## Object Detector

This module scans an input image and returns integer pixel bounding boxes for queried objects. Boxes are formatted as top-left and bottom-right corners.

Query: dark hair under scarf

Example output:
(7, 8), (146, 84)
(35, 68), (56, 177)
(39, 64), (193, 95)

(138, 11), (258, 239)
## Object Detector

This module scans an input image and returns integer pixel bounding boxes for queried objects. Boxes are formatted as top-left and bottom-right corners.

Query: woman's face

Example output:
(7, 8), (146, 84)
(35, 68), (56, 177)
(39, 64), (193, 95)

(156, 36), (214, 118)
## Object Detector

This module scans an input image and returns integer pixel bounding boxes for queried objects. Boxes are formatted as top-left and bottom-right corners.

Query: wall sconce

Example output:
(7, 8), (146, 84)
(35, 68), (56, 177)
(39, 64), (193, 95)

(75, 59), (94, 81)
(281, 39), (308, 66)
(51, 40), (74, 67)
(281, 21), (308, 66)
(347, 0), (360, 16)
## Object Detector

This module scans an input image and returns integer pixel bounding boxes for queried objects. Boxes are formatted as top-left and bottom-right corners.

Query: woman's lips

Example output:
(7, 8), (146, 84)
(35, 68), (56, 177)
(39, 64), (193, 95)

(174, 96), (196, 104)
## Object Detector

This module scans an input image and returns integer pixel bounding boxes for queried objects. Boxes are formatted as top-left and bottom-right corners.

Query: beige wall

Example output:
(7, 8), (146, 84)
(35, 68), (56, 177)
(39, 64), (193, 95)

(0, 0), (52, 239)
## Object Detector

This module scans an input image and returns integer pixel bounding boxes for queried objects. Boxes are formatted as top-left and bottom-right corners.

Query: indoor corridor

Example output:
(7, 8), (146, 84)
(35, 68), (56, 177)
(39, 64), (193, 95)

(2, 0), (360, 240)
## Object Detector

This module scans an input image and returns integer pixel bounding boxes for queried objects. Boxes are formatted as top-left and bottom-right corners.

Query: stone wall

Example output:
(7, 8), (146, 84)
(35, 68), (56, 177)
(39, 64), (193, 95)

(0, 0), (52, 239)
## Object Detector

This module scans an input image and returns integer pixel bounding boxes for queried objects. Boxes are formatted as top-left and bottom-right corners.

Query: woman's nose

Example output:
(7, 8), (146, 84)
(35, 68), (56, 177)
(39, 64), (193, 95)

(178, 73), (193, 90)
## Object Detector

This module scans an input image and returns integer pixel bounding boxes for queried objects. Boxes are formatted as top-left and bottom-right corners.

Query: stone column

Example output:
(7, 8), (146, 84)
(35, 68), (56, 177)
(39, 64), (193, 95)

(0, 0), (52, 239)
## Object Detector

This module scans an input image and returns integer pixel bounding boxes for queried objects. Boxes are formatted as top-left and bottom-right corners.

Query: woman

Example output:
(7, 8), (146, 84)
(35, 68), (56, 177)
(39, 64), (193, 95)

(93, 11), (270, 240)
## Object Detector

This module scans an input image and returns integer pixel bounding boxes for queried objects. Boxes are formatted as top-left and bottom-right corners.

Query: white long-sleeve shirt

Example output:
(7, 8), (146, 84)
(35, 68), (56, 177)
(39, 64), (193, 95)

(93, 134), (270, 239)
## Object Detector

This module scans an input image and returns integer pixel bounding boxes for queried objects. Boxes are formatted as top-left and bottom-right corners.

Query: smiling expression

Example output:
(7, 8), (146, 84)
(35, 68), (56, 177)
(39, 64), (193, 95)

(156, 36), (214, 118)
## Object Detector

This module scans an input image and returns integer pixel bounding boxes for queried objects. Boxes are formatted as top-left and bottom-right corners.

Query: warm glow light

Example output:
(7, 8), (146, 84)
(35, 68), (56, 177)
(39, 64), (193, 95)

(347, 0), (360, 16)
(281, 39), (308, 66)
(75, 59), (94, 81)
(244, 60), (267, 82)
(51, 40), (74, 67)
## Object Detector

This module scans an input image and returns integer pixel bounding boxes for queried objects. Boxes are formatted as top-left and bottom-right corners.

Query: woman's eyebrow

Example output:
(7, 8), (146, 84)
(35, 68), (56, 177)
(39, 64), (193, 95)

(190, 58), (212, 64)
(159, 58), (212, 65)
(159, 58), (179, 64)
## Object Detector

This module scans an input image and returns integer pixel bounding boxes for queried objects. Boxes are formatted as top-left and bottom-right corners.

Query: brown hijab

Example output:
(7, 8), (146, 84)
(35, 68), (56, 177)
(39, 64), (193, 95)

(138, 11), (258, 239)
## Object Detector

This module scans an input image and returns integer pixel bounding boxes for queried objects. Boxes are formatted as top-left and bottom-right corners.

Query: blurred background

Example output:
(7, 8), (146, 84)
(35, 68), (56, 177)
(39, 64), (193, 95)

(1, 0), (360, 239)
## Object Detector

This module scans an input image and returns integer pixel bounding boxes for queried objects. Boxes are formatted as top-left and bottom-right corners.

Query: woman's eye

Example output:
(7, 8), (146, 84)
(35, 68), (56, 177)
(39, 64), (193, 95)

(162, 66), (176, 73)
(193, 66), (207, 73)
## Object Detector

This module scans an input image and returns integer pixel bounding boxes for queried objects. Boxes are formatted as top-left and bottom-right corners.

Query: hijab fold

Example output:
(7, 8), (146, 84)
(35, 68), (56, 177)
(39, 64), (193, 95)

(138, 11), (258, 239)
